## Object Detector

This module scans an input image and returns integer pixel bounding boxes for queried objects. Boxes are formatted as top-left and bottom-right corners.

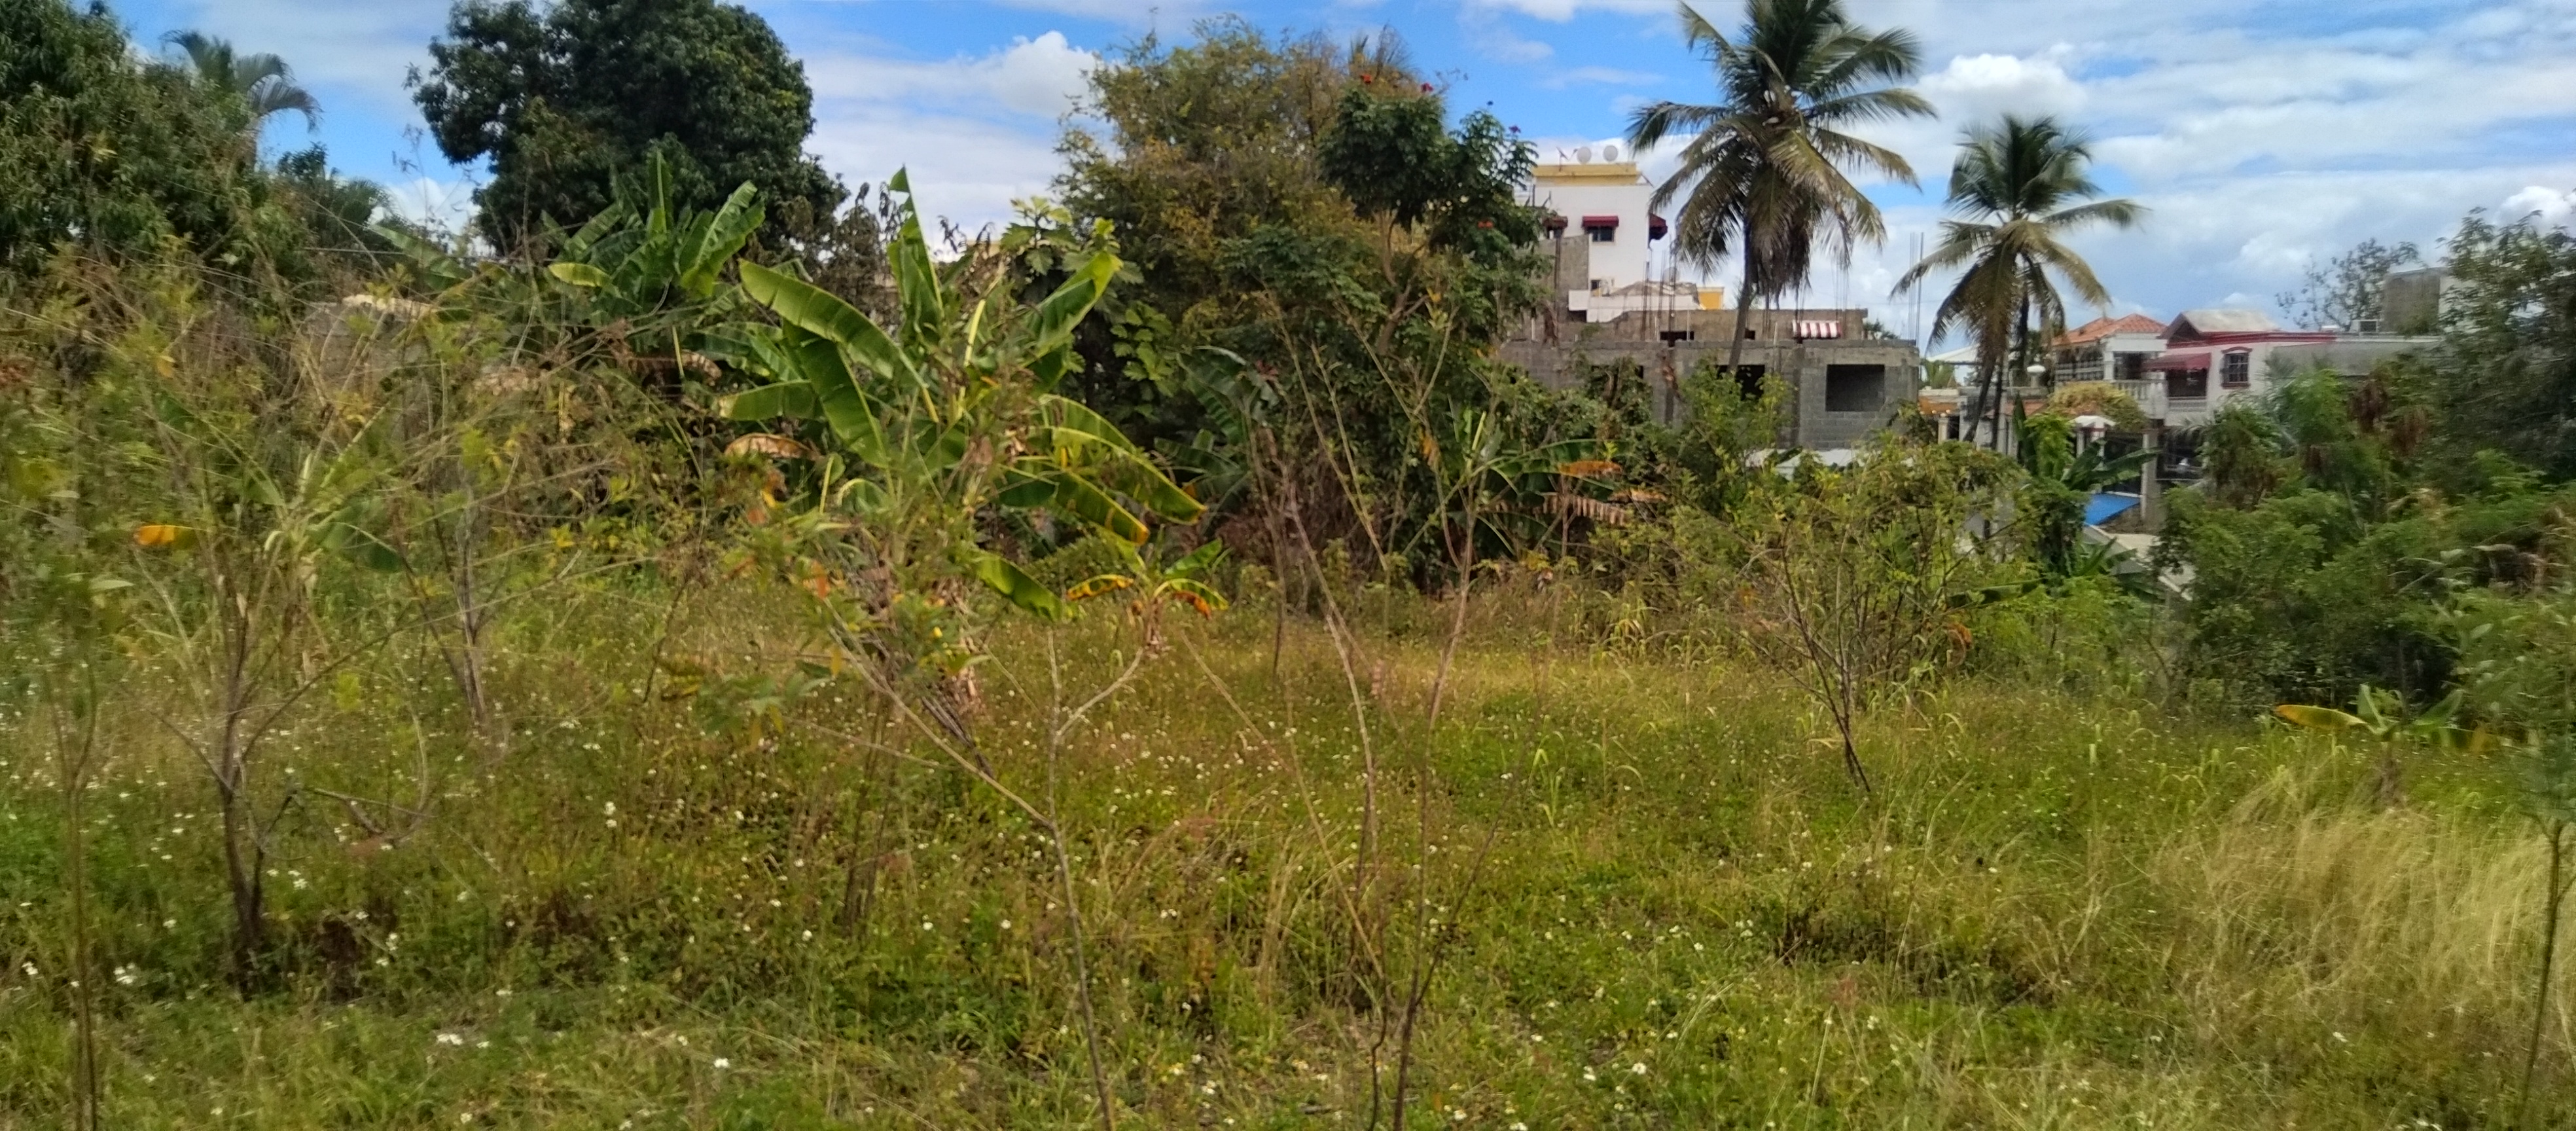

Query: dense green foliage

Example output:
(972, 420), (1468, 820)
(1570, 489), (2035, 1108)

(1054, 22), (1578, 582)
(0, 0), (264, 272)
(414, 0), (842, 251)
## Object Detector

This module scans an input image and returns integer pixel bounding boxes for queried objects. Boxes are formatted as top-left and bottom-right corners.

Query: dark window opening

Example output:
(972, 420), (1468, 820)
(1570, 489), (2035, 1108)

(2168, 367), (2209, 399)
(1658, 329), (1695, 344)
(1742, 327), (1759, 340)
(2221, 350), (2251, 388)
(1730, 364), (1767, 400)
(1587, 226), (1615, 243)
(2116, 352), (2145, 382)
(1825, 364), (1887, 412)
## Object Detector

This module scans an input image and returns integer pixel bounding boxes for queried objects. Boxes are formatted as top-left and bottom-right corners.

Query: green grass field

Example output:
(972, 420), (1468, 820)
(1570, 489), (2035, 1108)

(1, 582), (2564, 1128)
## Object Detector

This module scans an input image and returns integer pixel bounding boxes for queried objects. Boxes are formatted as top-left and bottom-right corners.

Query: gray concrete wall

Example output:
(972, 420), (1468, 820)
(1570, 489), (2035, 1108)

(2266, 338), (2437, 376)
(1500, 333), (1921, 449)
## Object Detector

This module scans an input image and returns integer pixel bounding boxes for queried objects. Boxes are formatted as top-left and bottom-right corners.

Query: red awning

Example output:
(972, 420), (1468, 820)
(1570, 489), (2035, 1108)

(2143, 351), (2210, 371)
(1648, 212), (1668, 240)
(1579, 215), (1620, 229)
(1793, 320), (1843, 339)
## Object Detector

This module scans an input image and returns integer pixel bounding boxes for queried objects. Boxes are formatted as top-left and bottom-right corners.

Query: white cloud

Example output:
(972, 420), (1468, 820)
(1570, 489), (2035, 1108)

(993, 0), (1202, 23)
(382, 176), (477, 236)
(1542, 65), (1660, 88)
(153, 0), (448, 116)
(806, 33), (1096, 118)
(1467, 22), (1556, 63)
(2504, 185), (2576, 224)
(1461, 0), (1668, 22)
(1920, 50), (2086, 122)
(802, 33), (1101, 232)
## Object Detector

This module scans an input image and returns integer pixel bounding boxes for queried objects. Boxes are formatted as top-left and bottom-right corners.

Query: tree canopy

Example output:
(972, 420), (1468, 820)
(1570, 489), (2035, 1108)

(412, 0), (842, 251)
(0, 0), (262, 274)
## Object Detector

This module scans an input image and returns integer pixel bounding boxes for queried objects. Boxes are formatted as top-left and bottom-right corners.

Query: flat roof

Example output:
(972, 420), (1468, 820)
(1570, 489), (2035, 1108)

(1533, 162), (1647, 184)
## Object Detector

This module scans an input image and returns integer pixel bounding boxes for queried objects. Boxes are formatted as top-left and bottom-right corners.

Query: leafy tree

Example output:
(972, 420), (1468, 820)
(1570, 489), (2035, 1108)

(411, 0), (842, 251)
(1056, 20), (1565, 582)
(1319, 77), (1539, 259)
(2276, 237), (2420, 332)
(0, 0), (262, 274)
(2436, 213), (2576, 478)
(1895, 115), (2141, 444)
(162, 31), (319, 138)
(1626, 0), (1932, 378)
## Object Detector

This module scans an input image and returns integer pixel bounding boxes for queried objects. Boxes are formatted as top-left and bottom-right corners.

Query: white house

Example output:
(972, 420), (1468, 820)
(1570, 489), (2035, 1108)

(1526, 147), (1680, 315)
(2143, 309), (2436, 427)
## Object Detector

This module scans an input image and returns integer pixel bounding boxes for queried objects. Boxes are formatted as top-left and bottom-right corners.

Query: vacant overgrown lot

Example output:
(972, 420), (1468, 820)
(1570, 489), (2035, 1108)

(0, 581), (2560, 1128)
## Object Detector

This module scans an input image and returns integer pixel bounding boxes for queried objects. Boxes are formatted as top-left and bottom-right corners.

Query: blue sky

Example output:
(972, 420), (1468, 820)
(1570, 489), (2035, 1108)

(99, 0), (2576, 340)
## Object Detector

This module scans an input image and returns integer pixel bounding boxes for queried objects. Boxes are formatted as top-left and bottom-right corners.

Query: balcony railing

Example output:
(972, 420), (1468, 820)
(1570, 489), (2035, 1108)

(2108, 379), (2167, 421)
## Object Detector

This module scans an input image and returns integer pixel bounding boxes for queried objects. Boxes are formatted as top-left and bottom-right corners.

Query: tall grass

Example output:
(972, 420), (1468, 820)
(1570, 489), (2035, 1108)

(2, 573), (2566, 1126)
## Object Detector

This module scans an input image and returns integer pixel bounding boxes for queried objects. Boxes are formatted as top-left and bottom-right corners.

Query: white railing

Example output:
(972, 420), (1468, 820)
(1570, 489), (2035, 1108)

(2109, 379), (2167, 421)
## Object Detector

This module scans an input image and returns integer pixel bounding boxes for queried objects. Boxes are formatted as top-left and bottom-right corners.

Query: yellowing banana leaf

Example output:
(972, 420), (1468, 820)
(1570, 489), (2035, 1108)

(1036, 394), (1143, 454)
(548, 261), (610, 288)
(133, 523), (192, 549)
(967, 549), (1068, 620)
(1163, 577), (1228, 617)
(720, 382), (819, 422)
(1052, 473), (1149, 543)
(2274, 704), (2365, 730)
(1065, 573), (1135, 601)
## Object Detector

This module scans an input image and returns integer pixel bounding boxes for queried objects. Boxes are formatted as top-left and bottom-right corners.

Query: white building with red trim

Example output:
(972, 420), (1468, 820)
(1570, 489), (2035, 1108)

(2142, 310), (2432, 427)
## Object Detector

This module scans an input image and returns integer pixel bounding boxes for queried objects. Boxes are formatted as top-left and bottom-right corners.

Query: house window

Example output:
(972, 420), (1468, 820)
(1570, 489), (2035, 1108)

(1825, 365), (1886, 412)
(1588, 226), (1615, 243)
(2117, 352), (2145, 382)
(2221, 350), (2251, 388)
(2168, 367), (2208, 399)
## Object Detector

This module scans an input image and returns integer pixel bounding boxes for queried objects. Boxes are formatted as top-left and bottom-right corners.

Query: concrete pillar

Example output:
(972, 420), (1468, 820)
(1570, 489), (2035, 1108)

(2141, 422), (2164, 530)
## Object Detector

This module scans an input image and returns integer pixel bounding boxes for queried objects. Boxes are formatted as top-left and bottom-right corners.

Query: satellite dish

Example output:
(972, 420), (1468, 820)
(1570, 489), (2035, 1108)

(1600, 143), (1621, 162)
(1573, 145), (1594, 164)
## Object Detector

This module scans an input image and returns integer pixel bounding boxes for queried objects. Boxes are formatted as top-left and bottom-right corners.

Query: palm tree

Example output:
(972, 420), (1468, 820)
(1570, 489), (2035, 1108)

(1626, 0), (1933, 379)
(164, 32), (320, 137)
(1895, 115), (2141, 446)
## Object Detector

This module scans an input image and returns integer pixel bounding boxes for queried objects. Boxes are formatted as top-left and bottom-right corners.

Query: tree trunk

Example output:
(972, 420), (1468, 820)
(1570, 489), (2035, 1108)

(1726, 258), (1755, 378)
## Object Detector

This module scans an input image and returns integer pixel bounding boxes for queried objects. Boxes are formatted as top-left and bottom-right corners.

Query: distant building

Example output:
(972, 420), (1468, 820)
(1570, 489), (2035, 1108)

(2051, 314), (2169, 385)
(1505, 152), (1922, 451)
(2141, 308), (2435, 427)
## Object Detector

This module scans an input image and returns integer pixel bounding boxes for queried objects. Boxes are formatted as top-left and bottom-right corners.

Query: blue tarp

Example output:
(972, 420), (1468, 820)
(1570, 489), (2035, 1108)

(2085, 493), (2142, 525)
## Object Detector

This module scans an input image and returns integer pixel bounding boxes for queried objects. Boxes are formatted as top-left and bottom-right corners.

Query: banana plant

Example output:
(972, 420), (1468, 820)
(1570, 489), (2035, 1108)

(545, 155), (764, 319)
(716, 170), (1203, 739)
(1068, 539), (1229, 616)
(2274, 685), (2475, 806)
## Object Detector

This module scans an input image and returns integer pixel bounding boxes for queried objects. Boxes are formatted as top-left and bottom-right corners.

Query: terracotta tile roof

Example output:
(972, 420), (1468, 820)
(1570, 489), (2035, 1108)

(2053, 313), (2167, 347)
